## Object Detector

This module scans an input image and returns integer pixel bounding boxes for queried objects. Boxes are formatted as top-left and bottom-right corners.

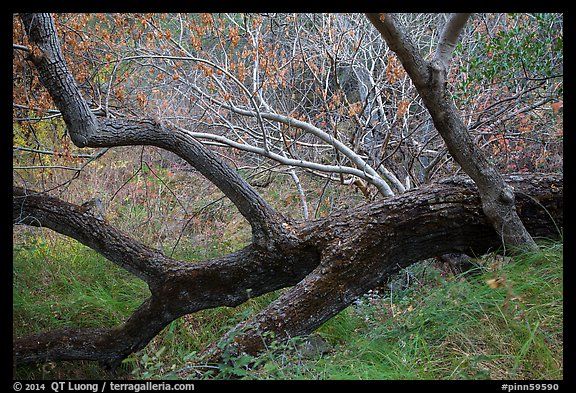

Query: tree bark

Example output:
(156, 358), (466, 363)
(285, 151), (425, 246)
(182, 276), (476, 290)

(19, 13), (290, 252)
(14, 13), (562, 372)
(19, 13), (98, 148)
(365, 13), (538, 251)
(13, 173), (562, 368)
(195, 173), (562, 366)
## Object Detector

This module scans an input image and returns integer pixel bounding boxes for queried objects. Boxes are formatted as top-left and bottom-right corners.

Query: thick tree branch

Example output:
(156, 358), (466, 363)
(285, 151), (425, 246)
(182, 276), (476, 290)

(13, 174), (562, 368)
(365, 14), (430, 89)
(13, 187), (321, 367)
(19, 13), (98, 147)
(13, 187), (174, 287)
(15, 13), (562, 373)
(194, 172), (563, 366)
(19, 13), (288, 251)
(366, 13), (537, 250)
(434, 13), (472, 71)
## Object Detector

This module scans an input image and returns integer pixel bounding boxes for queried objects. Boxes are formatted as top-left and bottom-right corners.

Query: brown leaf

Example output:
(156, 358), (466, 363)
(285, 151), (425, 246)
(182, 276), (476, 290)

(486, 277), (505, 289)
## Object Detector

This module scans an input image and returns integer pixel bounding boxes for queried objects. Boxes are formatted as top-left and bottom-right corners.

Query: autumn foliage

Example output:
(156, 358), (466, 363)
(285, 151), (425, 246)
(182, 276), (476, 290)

(13, 13), (562, 375)
(14, 14), (562, 198)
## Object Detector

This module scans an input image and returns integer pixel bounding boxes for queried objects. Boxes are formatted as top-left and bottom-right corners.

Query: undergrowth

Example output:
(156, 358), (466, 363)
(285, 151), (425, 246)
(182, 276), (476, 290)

(12, 148), (563, 380)
(309, 241), (563, 380)
(13, 225), (562, 380)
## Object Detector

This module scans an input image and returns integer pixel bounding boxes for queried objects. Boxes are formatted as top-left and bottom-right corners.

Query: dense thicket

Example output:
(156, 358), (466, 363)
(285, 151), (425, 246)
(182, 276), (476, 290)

(13, 13), (562, 370)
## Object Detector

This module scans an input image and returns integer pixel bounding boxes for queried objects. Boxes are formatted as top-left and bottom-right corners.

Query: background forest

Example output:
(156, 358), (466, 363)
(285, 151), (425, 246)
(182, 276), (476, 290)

(13, 13), (563, 380)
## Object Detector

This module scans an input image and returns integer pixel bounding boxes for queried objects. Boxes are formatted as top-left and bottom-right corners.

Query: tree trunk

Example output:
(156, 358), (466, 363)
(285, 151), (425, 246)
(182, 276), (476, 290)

(195, 173), (562, 366)
(13, 173), (562, 368)
(365, 13), (538, 251)
(14, 13), (562, 372)
(18, 13), (291, 253)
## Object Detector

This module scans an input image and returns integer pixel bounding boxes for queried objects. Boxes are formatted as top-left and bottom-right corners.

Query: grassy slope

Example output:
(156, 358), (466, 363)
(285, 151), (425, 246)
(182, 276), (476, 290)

(13, 225), (562, 380)
(310, 241), (563, 380)
(12, 152), (562, 379)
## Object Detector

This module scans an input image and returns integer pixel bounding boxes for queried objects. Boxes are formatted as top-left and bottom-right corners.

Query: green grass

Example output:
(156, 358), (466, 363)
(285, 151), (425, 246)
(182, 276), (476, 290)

(296, 241), (564, 380)
(13, 227), (562, 380)
(213, 241), (563, 380)
(13, 230), (150, 334)
(13, 229), (151, 379)
(162, 240), (554, 380)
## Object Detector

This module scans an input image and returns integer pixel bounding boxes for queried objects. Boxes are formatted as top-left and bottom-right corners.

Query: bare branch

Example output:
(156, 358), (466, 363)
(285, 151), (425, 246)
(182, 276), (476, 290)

(13, 44), (30, 52)
(13, 145), (106, 159)
(433, 13), (473, 70)
(19, 13), (290, 251)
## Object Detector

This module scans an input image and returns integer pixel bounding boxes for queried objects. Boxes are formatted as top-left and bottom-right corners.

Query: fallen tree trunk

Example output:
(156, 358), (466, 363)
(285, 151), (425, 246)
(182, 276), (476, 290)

(366, 13), (538, 250)
(13, 173), (562, 369)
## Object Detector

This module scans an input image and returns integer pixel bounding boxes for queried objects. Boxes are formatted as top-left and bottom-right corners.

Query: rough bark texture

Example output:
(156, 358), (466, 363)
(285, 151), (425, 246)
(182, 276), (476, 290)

(19, 13), (289, 252)
(13, 186), (317, 368)
(14, 13), (562, 372)
(13, 174), (562, 368)
(19, 13), (98, 147)
(366, 13), (537, 251)
(196, 173), (562, 365)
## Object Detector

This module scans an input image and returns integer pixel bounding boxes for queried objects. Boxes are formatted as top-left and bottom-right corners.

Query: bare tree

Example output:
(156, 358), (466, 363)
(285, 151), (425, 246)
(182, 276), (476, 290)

(366, 13), (537, 251)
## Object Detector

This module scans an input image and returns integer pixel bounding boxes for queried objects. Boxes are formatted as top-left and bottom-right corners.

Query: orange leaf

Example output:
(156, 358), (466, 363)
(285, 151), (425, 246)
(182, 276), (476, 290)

(551, 101), (563, 115)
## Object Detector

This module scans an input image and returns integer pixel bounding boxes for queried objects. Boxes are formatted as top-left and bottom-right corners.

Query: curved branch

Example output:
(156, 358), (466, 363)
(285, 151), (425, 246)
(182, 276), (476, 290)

(19, 13), (287, 250)
(13, 173), (562, 368)
(13, 187), (321, 367)
(20, 13), (98, 147)
(13, 298), (170, 368)
(222, 104), (395, 197)
(174, 125), (388, 184)
(196, 172), (563, 365)
(13, 186), (176, 286)
(164, 56), (394, 197)
(91, 118), (289, 249)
